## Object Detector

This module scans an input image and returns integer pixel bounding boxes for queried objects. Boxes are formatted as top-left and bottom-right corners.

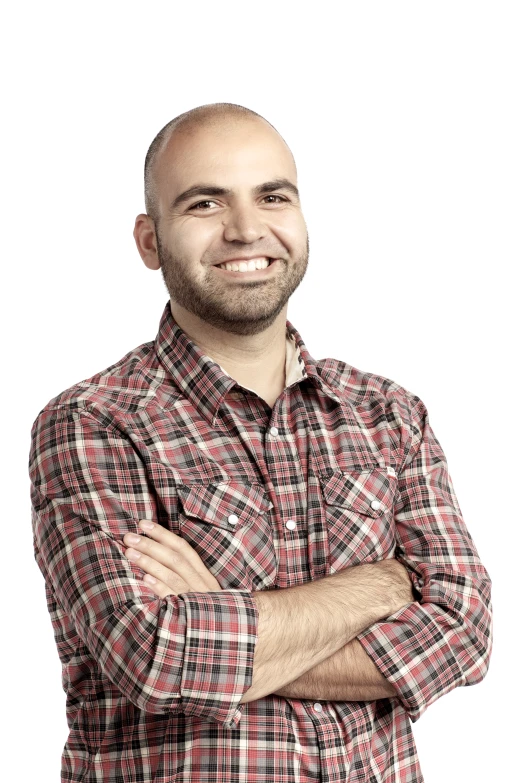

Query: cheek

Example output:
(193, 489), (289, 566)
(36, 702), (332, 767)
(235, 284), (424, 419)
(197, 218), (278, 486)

(269, 212), (308, 251)
(166, 221), (218, 263)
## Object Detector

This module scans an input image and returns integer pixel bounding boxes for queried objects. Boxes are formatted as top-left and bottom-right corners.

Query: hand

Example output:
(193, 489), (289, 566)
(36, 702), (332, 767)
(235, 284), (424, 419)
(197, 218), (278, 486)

(374, 558), (415, 611)
(123, 520), (222, 598)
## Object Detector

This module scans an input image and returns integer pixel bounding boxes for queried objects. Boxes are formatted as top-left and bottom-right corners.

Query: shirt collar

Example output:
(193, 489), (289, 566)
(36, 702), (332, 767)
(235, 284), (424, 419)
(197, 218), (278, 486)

(154, 301), (341, 426)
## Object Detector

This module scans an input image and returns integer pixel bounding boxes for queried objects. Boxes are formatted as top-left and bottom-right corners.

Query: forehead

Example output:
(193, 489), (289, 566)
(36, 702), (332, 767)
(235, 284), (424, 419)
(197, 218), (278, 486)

(153, 118), (297, 206)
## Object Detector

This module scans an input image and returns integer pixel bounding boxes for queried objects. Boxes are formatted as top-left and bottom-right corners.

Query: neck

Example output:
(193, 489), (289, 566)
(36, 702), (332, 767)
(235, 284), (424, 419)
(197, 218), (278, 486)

(170, 301), (288, 407)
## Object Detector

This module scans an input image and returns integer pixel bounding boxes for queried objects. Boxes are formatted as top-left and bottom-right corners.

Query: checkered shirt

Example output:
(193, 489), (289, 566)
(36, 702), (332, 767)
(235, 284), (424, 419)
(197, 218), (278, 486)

(29, 300), (493, 782)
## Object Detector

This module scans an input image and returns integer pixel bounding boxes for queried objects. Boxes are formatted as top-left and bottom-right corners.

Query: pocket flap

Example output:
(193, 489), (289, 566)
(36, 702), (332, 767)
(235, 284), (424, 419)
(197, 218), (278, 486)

(320, 468), (395, 518)
(177, 481), (273, 529)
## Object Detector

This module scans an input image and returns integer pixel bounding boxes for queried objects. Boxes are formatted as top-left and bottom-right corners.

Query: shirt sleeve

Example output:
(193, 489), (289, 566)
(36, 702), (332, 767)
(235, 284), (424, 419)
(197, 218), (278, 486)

(29, 403), (258, 729)
(356, 394), (493, 722)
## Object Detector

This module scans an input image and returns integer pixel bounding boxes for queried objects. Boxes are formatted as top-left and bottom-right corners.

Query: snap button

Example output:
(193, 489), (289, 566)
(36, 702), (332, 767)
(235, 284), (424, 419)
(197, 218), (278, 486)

(285, 519), (296, 530)
(313, 702), (323, 712)
(227, 514), (239, 526)
(370, 499), (381, 511)
(269, 426), (279, 436)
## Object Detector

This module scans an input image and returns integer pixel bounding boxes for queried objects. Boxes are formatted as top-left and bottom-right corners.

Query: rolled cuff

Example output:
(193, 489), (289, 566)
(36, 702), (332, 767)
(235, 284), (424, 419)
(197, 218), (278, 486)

(179, 589), (259, 728)
(356, 596), (460, 723)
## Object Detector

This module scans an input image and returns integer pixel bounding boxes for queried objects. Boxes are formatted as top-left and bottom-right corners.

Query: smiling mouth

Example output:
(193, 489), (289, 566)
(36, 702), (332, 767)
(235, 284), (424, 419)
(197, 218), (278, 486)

(214, 257), (275, 273)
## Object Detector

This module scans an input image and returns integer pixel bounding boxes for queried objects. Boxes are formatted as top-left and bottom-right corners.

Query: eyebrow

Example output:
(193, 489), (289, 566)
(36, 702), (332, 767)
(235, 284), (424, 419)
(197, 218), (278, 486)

(169, 178), (300, 212)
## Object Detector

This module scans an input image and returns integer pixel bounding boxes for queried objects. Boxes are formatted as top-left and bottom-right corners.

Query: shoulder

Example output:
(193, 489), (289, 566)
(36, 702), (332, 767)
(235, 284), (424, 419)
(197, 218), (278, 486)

(316, 356), (425, 414)
(30, 337), (168, 432)
(315, 356), (430, 461)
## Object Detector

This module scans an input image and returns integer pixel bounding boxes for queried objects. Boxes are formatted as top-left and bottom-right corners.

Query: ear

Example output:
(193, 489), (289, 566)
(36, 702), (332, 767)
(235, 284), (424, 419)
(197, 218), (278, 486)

(134, 214), (161, 270)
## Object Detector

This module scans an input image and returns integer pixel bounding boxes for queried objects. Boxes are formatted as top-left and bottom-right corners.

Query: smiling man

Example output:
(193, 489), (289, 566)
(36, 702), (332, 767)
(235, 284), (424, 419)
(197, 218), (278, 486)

(135, 104), (310, 407)
(29, 103), (493, 783)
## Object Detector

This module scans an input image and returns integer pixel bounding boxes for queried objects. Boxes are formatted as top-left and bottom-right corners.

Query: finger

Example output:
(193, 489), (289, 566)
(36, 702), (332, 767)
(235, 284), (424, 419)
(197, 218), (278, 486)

(124, 533), (212, 593)
(138, 521), (221, 590)
(140, 573), (184, 599)
(125, 546), (210, 593)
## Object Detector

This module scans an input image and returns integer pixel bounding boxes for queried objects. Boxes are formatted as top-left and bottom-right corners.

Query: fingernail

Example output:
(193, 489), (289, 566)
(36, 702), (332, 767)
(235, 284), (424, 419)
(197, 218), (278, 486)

(140, 520), (154, 531)
(126, 548), (141, 560)
(127, 534), (141, 545)
(144, 574), (156, 584)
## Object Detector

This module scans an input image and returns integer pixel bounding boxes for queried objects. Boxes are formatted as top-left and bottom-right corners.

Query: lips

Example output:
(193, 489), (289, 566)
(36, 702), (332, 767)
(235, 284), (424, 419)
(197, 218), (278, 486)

(212, 257), (279, 276)
(212, 257), (275, 266)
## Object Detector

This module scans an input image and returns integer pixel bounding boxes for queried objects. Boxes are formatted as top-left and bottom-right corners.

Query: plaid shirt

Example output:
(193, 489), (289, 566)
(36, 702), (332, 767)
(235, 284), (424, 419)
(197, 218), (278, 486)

(29, 300), (493, 783)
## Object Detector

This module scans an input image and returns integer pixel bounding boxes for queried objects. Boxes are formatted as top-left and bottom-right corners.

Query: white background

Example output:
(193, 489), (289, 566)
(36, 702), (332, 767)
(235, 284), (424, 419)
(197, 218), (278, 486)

(2, 1), (520, 780)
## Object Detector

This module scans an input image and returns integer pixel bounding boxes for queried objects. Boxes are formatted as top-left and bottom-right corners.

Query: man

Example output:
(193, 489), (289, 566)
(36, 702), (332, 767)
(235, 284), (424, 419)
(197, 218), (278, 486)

(29, 102), (493, 783)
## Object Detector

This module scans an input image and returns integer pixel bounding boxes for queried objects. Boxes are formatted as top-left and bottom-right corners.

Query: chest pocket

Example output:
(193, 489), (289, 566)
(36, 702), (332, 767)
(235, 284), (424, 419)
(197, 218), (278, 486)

(177, 481), (278, 591)
(320, 467), (397, 572)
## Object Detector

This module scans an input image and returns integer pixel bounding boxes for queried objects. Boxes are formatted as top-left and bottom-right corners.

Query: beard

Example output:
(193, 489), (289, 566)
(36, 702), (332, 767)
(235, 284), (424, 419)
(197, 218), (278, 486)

(156, 233), (310, 336)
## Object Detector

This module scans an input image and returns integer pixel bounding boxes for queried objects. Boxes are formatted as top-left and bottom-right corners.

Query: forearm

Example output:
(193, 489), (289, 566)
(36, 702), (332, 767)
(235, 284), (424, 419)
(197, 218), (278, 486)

(273, 638), (396, 701)
(241, 559), (412, 704)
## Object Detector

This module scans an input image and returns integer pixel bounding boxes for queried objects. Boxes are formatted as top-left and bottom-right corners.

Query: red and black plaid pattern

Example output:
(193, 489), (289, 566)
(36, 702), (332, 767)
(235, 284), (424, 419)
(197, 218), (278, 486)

(29, 300), (493, 782)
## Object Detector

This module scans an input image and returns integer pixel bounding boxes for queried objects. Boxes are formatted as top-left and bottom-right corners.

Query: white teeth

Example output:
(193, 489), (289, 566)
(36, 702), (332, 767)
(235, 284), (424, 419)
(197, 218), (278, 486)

(217, 258), (270, 272)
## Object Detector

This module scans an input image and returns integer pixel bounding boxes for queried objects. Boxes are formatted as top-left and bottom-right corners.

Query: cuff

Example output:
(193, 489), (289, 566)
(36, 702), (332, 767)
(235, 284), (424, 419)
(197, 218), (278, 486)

(356, 598), (448, 723)
(178, 589), (259, 728)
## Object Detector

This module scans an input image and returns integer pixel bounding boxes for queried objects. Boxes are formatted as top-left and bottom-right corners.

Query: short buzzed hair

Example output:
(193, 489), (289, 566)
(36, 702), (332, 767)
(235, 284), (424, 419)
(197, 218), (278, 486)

(143, 103), (282, 223)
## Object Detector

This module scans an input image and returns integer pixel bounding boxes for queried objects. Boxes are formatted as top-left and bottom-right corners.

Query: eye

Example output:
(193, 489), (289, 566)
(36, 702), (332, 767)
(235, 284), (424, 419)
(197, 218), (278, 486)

(263, 194), (288, 205)
(189, 200), (218, 211)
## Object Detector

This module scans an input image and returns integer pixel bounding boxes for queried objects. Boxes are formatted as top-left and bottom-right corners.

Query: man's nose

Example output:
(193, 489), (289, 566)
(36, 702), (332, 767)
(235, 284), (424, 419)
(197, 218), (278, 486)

(222, 203), (266, 244)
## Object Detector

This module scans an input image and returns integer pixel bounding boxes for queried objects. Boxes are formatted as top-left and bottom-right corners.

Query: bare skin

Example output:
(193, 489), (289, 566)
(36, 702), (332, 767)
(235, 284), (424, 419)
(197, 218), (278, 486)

(133, 115), (309, 407)
(123, 521), (414, 702)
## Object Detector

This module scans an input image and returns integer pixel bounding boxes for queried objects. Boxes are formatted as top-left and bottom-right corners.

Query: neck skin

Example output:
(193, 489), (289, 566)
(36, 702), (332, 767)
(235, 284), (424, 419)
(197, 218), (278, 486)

(170, 300), (288, 408)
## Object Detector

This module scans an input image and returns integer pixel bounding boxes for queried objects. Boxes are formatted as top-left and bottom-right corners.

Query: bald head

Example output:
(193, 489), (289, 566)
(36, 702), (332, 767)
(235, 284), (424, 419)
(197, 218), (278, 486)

(143, 103), (294, 223)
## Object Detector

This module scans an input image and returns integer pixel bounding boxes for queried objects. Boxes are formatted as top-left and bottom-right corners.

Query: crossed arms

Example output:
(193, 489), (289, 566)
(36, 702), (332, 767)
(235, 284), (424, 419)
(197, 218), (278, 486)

(121, 517), (408, 703)
(29, 399), (493, 728)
